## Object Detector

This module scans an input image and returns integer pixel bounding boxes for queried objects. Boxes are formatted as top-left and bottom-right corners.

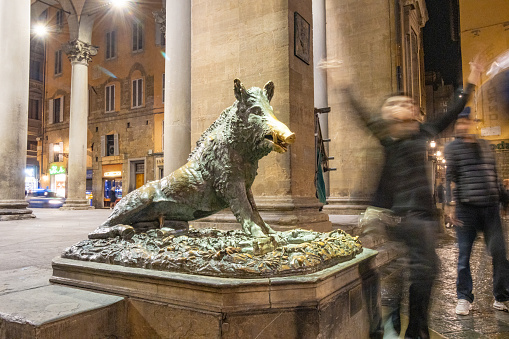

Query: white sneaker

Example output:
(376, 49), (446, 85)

(456, 299), (471, 315)
(493, 300), (509, 312)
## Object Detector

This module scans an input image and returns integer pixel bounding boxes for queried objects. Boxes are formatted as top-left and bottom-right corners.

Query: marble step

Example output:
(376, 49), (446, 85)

(0, 284), (125, 339)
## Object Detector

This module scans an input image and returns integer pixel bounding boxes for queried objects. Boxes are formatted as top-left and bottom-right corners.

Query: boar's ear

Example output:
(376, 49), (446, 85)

(264, 81), (275, 102)
(234, 79), (248, 102)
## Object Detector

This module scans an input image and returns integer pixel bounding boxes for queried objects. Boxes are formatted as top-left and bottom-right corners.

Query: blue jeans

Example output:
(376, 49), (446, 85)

(455, 203), (509, 302)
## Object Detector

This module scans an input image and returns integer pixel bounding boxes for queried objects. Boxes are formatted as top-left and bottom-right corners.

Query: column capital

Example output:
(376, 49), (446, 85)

(63, 39), (98, 64)
(152, 9), (166, 37)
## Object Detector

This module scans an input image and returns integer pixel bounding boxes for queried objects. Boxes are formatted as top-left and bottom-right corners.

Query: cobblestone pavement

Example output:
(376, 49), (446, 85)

(381, 216), (509, 339)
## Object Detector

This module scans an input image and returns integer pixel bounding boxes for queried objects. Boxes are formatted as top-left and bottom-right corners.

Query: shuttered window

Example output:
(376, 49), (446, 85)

(105, 84), (115, 112)
(132, 21), (143, 52)
(54, 50), (62, 75)
(106, 30), (116, 60)
(132, 78), (143, 108)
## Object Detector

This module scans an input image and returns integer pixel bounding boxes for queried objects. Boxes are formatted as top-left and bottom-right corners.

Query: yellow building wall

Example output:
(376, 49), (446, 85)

(460, 0), (509, 141)
(41, 3), (166, 202)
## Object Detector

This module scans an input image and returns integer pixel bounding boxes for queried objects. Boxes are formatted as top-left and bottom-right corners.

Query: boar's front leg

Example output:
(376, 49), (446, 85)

(246, 187), (275, 234)
(225, 183), (272, 237)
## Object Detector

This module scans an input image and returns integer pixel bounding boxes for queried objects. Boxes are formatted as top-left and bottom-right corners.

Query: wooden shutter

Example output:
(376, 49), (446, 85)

(59, 97), (64, 122)
(114, 133), (119, 156)
(49, 143), (54, 164)
(111, 31), (116, 58)
(58, 142), (64, 162)
(155, 23), (161, 45)
(101, 135), (106, 157)
(105, 86), (109, 112)
(111, 85), (115, 111)
(48, 99), (54, 124)
(106, 32), (111, 59)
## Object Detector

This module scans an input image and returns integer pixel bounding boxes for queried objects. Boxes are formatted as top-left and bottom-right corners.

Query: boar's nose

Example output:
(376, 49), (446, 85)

(284, 133), (296, 144)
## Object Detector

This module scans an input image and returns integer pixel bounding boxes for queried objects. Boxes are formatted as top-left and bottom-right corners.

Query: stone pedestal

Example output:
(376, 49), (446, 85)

(323, 197), (371, 215)
(193, 196), (331, 232)
(0, 201), (35, 221)
(59, 199), (94, 210)
(51, 248), (380, 338)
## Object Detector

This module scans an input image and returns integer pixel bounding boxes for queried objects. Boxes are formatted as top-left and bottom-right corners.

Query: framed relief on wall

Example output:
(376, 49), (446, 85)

(294, 12), (310, 65)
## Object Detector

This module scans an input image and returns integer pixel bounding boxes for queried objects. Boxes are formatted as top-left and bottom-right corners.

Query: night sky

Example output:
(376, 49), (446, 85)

(423, 0), (463, 88)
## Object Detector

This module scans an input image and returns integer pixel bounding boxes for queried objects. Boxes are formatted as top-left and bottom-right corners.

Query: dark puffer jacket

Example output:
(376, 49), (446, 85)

(445, 138), (502, 206)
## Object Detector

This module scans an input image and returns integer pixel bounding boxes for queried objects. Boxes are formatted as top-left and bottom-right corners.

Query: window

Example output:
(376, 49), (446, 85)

(30, 60), (42, 81)
(29, 98), (40, 120)
(105, 84), (115, 112)
(106, 30), (117, 60)
(56, 9), (64, 28)
(49, 142), (64, 163)
(132, 78), (143, 108)
(132, 21), (143, 52)
(54, 50), (62, 75)
(106, 135), (115, 156)
(48, 97), (64, 124)
(162, 73), (165, 103)
(27, 141), (38, 151)
(101, 134), (119, 157)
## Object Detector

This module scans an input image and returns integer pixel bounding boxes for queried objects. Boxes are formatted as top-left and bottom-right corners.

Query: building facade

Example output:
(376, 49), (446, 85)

(36, 2), (166, 208)
(24, 0), (428, 219)
(459, 0), (509, 180)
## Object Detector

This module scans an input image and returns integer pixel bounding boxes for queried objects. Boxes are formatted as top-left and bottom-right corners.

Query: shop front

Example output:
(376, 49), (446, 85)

(24, 166), (38, 193)
(48, 163), (66, 197)
(102, 164), (123, 208)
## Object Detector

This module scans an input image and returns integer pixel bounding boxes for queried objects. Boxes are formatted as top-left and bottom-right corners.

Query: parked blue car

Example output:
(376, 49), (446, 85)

(26, 189), (65, 208)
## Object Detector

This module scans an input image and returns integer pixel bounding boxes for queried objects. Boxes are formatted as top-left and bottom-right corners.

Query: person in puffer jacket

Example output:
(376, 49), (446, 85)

(445, 107), (509, 316)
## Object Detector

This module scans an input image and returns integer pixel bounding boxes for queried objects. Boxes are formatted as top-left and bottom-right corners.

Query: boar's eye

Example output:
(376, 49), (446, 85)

(249, 107), (264, 116)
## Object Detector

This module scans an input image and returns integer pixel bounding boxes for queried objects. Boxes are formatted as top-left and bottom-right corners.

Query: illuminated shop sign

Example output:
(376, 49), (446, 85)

(49, 165), (66, 175)
(489, 140), (509, 151)
(104, 171), (122, 177)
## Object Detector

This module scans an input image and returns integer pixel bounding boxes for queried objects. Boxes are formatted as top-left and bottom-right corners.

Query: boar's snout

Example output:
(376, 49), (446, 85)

(283, 132), (296, 144)
(265, 119), (295, 153)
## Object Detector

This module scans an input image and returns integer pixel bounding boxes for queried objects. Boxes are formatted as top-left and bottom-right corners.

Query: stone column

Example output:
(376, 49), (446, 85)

(163, 0), (191, 175)
(313, 0), (330, 195)
(61, 39), (97, 209)
(0, 0), (35, 220)
(322, 0), (392, 216)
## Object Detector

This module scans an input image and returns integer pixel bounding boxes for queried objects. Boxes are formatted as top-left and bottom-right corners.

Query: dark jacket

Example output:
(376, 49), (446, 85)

(347, 84), (475, 216)
(445, 138), (505, 207)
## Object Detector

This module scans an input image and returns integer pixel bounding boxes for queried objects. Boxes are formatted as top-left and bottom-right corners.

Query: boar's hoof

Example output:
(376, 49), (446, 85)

(249, 224), (270, 238)
(88, 225), (134, 240)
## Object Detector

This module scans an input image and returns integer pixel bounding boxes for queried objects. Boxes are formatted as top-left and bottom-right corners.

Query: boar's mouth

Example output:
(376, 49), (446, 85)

(264, 133), (290, 153)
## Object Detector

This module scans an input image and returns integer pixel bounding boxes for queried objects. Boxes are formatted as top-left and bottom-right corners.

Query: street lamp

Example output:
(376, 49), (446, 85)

(33, 23), (49, 37)
(110, 0), (130, 9)
(430, 140), (436, 148)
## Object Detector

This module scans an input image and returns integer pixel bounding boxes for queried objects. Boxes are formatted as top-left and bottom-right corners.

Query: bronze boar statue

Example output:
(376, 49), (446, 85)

(88, 79), (295, 239)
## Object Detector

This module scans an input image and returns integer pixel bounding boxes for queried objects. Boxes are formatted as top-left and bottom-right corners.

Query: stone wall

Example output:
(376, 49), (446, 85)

(324, 0), (396, 209)
(191, 0), (315, 198)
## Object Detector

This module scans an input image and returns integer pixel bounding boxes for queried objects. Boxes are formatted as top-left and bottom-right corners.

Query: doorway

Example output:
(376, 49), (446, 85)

(129, 159), (145, 192)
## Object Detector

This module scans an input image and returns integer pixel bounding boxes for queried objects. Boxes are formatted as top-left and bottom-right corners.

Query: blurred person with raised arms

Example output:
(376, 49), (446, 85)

(319, 56), (484, 339)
